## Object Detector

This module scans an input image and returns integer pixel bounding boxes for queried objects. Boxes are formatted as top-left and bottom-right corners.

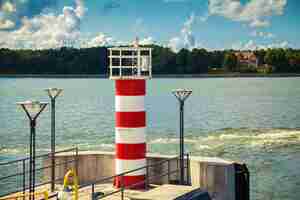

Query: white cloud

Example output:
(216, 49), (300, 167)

(232, 40), (290, 50)
(250, 31), (275, 39)
(168, 37), (183, 52)
(139, 36), (154, 45)
(244, 40), (257, 50)
(1, 1), (16, 13)
(82, 34), (154, 48)
(181, 13), (196, 48)
(231, 41), (243, 50)
(168, 14), (197, 52)
(209, 0), (287, 28)
(0, 0), (85, 49)
(249, 19), (270, 28)
(74, 0), (85, 18)
(267, 41), (289, 49)
(85, 33), (113, 47)
(0, 18), (15, 29)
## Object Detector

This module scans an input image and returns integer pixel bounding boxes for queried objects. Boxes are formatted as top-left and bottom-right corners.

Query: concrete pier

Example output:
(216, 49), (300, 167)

(43, 151), (238, 200)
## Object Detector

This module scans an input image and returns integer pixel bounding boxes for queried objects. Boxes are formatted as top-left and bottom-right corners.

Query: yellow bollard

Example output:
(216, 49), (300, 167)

(44, 191), (49, 200)
(58, 169), (78, 200)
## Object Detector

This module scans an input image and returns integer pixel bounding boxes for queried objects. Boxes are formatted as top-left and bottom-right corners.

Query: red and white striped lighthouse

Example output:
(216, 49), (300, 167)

(109, 39), (152, 189)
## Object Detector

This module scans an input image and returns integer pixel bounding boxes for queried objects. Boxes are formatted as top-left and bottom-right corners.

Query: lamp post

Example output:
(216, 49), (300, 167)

(45, 88), (63, 192)
(17, 101), (48, 200)
(172, 89), (192, 185)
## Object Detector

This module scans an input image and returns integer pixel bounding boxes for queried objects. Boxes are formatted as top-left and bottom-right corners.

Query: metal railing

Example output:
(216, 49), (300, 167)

(0, 147), (78, 198)
(80, 153), (190, 200)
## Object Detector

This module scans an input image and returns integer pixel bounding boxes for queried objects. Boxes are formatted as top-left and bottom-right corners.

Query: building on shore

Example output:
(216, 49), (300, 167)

(234, 51), (259, 68)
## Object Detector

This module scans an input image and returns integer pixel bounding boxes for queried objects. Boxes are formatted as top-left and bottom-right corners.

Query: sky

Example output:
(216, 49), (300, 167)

(0, 0), (299, 51)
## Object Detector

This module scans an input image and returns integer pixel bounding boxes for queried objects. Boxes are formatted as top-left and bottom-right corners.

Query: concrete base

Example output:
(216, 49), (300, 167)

(130, 184), (207, 200)
(43, 151), (236, 200)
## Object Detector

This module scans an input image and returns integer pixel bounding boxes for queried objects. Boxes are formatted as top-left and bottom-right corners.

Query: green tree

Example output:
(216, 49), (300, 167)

(176, 48), (190, 74)
(254, 49), (266, 65)
(186, 48), (210, 73)
(152, 45), (176, 74)
(223, 53), (237, 71)
(264, 48), (289, 72)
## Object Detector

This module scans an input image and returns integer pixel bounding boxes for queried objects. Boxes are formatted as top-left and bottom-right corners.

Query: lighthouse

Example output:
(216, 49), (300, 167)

(108, 38), (152, 189)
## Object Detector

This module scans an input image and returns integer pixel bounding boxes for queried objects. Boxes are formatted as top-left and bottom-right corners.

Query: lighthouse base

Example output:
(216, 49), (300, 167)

(114, 175), (146, 189)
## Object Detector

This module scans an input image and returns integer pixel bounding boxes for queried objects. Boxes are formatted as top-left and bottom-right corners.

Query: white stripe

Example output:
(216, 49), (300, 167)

(116, 159), (146, 176)
(115, 96), (144, 112)
(116, 127), (146, 144)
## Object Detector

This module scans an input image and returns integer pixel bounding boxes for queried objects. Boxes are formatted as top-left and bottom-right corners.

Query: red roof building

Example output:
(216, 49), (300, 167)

(234, 52), (259, 67)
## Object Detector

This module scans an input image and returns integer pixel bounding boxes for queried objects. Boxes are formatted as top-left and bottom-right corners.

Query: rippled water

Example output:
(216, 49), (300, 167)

(1, 78), (300, 199)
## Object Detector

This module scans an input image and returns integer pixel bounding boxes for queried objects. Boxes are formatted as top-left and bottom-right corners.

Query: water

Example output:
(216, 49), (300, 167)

(1, 77), (300, 199)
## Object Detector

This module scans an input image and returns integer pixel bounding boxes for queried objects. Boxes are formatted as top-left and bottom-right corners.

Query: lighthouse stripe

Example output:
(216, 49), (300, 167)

(114, 79), (146, 189)
(116, 127), (146, 143)
(116, 159), (146, 176)
(115, 96), (144, 112)
(116, 111), (146, 128)
(116, 80), (146, 96)
(116, 143), (146, 159)
(114, 175), (146, 189)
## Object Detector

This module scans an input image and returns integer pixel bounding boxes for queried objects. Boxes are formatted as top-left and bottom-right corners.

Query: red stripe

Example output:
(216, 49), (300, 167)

(116, 112), (146, 127)
(114, 175), (146, 189)
(116, 143), (146, 159)
(116, 80), (146, 96)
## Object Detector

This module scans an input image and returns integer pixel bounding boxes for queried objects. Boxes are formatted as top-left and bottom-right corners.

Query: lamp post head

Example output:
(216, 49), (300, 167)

(17, 100), (48, 120)
(45, 88), (63, 100)
(172, 89), (192, 102)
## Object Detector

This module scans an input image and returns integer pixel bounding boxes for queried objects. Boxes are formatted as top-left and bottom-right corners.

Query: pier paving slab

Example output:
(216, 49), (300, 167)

(129, 184), (200, 200)
(77, 183), (158, 200)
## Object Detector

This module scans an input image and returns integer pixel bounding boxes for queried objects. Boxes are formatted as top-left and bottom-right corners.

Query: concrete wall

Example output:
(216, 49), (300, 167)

(189, 157), (235, 200)
(43, 151), (235, 200)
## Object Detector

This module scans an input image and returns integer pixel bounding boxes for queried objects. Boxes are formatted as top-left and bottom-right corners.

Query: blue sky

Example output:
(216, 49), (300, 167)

(0, 0), (299, 51)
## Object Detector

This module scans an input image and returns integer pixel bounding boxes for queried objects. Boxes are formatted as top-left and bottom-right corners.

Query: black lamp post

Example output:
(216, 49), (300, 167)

(172, 89), (192, 185)
(17, 101), (48, 200)
(45, 88), (63, 192)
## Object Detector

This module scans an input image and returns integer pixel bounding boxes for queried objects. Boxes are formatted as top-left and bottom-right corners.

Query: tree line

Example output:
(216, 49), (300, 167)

(0, 45), (300, 75)
(0, 47), (108, 74)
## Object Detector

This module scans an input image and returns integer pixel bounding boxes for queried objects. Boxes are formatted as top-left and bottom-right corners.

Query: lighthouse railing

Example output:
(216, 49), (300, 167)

(0, 147), (78, 198)
(81, 153), (190, 200)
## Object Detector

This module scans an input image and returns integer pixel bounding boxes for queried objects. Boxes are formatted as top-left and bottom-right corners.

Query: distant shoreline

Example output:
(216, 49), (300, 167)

(1, 73), (300, 78)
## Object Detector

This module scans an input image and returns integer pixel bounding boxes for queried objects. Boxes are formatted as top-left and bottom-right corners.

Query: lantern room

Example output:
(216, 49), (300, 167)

(108, 45), (152, 80)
